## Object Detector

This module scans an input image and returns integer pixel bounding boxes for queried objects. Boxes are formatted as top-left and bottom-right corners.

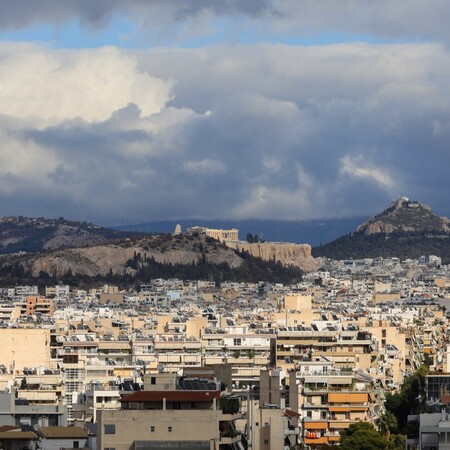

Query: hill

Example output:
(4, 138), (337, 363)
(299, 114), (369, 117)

(0, 233), (303, 288)
(313, 198), (450, 262)
(0, 216), (136, 254)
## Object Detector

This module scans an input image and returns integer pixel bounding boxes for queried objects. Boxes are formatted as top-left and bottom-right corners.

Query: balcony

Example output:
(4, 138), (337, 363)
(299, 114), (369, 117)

(221, 412), (242, 421)
(219, 433), (241, 445)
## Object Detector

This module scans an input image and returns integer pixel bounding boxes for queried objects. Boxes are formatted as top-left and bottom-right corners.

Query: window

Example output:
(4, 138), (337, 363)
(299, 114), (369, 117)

(168, 426), (173, 432)
(150, 426), (155, 432)
(233, 338), (241, 346)
(104, 424), (116, 434)
(151, 377), (156, 385)
(73, 442), (79, 449)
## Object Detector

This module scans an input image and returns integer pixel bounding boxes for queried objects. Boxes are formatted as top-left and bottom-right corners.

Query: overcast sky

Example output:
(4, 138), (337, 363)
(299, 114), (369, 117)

(0, 1), (450, 225)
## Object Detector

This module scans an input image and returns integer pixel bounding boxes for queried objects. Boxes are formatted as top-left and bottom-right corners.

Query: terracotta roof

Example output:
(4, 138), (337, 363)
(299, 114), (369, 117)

(120, 390), (220, 403)
(284, 409), (301, 417)
(40, 427), (89, 439)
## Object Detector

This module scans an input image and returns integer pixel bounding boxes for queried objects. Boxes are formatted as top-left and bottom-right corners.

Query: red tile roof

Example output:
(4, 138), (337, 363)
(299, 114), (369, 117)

(121, 390), (220, 403)
(285, 409), (301, 417)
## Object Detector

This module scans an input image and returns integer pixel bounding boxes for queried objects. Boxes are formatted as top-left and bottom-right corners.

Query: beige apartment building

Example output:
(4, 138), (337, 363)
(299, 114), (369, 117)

(276, 327), (375, 373)
(289, 366), (385, 446)
(362, 320), (407, 388)
(98, 372), (244, 450)
(0, 328), (51, 372)
(273, 292), (316, 327)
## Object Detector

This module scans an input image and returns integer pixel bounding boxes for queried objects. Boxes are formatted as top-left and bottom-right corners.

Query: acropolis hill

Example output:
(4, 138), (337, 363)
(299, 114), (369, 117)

(184, 225), (318, 272)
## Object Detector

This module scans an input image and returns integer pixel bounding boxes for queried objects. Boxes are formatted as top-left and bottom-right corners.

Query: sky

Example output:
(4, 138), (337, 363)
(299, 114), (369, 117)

(1, 1), (450, 226)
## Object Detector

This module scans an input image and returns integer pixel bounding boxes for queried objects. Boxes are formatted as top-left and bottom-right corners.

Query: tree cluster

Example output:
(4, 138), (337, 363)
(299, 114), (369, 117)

(385, 364), (429, 433)
(313, 231), (450, 263)
(333, 420), (405, 450)
(128, 248), (302, 286)
(246, 233), (264, 243)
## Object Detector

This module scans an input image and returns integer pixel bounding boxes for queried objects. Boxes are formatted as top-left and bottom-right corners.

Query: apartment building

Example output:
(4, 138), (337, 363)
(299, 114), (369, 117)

(0, 328), (51, 372)
(0, 391), (66, 427)
(98, 372), (244, 450)
(276, 326), (375, 373)
(289, 362), (385, 446)
(16, 296), (54, 317)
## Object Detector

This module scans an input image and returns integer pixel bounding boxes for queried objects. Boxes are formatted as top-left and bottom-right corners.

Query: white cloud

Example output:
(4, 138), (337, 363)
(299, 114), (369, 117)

(340, 155), (394, 190)
(0, 45), (173, 125)
(0, 42), (450, 223)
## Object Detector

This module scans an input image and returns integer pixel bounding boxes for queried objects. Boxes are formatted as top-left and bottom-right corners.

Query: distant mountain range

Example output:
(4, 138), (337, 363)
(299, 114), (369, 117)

(313, 197), (450, 263)
(113, 217), (367, 247)
(1, 196), (449, 287)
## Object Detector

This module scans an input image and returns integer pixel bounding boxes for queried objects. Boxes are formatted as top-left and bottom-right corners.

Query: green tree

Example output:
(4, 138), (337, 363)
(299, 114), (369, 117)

(385, 365), (428, 432)
(378, 411), (398, 439)
(339, 422), (387, 450)
(387, 433), (406, 450)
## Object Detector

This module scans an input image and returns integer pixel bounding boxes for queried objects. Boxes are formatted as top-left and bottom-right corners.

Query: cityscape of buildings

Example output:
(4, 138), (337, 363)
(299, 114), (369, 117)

(0, 251), (450, 449)
(2, 0), (450, 448)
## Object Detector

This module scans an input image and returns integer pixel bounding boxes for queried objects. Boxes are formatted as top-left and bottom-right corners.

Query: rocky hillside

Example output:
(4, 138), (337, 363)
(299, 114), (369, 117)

(356, 197), (450, 235)
(313, 198), (450, 263)
(0, 233), (303, 287)
(25, 234), (243, 278)
(225, 241), (318, 273)
(0, 216), (134, 254)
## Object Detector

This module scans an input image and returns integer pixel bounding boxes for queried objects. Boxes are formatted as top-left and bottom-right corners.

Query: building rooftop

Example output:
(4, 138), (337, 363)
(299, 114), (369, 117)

(39, 427), (89, 439)
(120, 390), (220, 403)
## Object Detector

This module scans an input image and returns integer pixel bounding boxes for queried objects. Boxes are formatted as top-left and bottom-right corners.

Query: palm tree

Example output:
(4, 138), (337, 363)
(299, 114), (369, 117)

(378, 411), (398, 439)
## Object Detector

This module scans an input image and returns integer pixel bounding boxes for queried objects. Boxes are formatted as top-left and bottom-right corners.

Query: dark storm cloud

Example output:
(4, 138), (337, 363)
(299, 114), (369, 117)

(1, 43), (450, 224)
(0, 0), (272, 29)
(1, 1), (450, 45)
